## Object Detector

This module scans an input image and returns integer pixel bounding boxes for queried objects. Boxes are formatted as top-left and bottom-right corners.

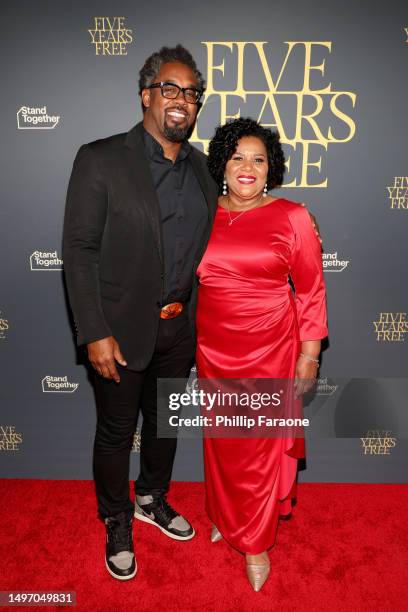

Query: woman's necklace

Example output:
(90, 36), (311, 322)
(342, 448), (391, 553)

(226, 195), (264, 226)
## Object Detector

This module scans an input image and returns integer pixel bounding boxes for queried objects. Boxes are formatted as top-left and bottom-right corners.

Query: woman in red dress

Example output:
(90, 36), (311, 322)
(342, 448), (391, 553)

(195, 118), (328, 591)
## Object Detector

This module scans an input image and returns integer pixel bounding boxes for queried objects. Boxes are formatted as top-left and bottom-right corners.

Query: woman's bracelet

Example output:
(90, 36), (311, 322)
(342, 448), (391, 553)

(299, 352), (319, 364)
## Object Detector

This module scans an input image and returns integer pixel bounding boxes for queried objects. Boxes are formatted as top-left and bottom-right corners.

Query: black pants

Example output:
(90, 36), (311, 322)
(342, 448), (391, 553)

(93, 311), (195, 518)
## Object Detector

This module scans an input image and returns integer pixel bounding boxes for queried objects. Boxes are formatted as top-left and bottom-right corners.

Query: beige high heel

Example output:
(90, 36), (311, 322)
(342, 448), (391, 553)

(245, 553), (270, 592)
(210, 524), (223, 542)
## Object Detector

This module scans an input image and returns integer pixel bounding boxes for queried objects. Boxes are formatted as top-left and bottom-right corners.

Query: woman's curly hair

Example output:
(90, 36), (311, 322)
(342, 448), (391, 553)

(207, 117), (286, 193)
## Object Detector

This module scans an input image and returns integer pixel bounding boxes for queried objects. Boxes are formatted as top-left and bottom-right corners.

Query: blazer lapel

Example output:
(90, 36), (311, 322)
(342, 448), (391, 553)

(124, 123), (164, 263)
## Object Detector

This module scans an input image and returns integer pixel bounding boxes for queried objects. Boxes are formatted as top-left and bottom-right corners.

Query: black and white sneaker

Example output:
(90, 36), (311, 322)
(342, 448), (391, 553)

(134, 494), (195, 541)
(105, 511), (137, 580)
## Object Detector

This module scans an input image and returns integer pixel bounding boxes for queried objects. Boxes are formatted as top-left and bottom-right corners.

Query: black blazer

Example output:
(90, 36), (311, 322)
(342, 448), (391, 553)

(62, 122), (218, 370)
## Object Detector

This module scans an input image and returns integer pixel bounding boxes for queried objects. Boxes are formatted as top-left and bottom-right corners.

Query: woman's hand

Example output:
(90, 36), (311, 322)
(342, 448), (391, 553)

(294, 355), (318, 398)
(294, 340), (321, 398)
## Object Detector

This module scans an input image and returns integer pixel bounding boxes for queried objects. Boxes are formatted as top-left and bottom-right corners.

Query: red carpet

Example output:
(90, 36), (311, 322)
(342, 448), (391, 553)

(0, 481), (406, 611)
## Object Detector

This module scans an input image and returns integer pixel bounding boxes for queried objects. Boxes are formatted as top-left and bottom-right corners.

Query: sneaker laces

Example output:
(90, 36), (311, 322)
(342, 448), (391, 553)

(151, 495), (178, 523)
(106, 512), (133, 552)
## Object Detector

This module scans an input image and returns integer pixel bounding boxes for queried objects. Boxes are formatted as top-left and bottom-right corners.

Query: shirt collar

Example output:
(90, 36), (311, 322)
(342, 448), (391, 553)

(142, 126), (191, 163)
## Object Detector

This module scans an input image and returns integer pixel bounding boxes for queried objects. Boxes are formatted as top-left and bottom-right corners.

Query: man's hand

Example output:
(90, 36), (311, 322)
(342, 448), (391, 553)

(87, 336), (127, 383)
(301, 203), (323, 245)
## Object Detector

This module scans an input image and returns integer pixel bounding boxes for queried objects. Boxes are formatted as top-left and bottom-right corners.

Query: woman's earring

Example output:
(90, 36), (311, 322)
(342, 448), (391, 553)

(263, 183), (268, 197)
(223, 178), (228, 196)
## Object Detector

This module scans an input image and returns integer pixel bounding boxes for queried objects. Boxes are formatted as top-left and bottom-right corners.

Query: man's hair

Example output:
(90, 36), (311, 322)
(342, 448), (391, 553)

(138, 44), (205, 111)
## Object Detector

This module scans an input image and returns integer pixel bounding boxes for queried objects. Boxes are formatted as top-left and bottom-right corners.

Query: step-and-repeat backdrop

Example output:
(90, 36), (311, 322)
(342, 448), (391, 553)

(1, 0), (407, 482)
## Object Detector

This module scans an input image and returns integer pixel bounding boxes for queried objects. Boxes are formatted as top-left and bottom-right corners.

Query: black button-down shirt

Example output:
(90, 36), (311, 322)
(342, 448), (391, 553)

(143, 128), (208, 305)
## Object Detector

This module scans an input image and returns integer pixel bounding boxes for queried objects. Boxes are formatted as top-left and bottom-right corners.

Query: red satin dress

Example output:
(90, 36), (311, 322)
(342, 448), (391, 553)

(196, 198), (328, 554)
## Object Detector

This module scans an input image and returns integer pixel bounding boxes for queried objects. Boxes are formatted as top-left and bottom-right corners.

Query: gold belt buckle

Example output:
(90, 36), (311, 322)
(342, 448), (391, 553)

(160, 302), (183, 319)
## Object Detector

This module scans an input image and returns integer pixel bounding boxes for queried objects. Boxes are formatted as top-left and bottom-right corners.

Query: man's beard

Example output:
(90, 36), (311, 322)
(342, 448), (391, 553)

(163, 120), (191, 143)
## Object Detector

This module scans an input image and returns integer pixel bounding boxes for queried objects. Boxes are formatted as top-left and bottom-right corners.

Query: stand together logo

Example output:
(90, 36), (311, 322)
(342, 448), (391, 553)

(30, 251), (63, 271)
(322, 252), (350, 272)
(42, 376), (79, 393)
(17, 106), (60, 129)
(315, 378), (338, 396)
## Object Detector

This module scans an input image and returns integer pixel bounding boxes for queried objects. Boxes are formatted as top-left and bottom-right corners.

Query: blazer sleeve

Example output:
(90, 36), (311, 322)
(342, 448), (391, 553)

(288, 205), (328, 341)
(62, 144), (112, 345)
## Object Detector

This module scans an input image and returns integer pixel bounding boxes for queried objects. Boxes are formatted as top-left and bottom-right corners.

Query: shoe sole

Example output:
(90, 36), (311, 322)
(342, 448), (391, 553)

(134, 506), (195, 541)
(105, 558), (137, 581)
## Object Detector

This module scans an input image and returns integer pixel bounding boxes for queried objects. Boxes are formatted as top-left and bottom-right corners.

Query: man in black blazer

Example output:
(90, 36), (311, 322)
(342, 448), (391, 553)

(63, 45), (218, 580)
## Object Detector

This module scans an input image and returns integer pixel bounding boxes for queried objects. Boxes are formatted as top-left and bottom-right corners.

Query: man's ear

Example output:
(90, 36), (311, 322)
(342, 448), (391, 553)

(141, 89), (150, 109)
